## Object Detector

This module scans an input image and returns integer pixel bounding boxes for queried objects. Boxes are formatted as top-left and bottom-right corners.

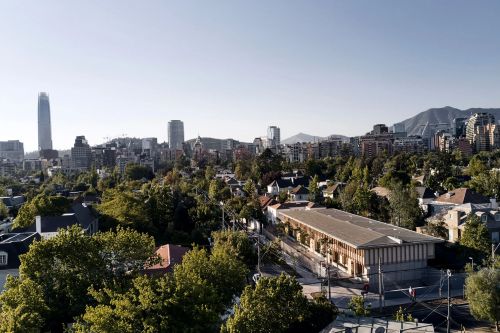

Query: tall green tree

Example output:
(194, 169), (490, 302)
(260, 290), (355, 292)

(14, 193), (71, 228)
(460, 213), (491, 255)
(174, 247), (248, 313)
(0, 276), (48, 332)
(388, 183), (422, 230)
(211, 230), (257, 268)
(222, 274), (309, 333)
(465, 268), (500, 331)
(309, 175), (321, 203)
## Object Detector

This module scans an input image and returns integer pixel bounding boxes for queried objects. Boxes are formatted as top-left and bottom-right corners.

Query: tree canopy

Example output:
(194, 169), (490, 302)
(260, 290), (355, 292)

(14, 193), (71, 228)
(222, 274), (309, 333)
(465, 268), (500, 331)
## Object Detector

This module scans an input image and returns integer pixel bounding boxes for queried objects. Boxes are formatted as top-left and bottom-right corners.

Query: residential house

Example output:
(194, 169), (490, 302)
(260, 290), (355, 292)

(19, 203), (99, 239)
(288, 185), (309, 202)
(435, 203), (500, 243)
(0, 232), (40, 290)
(322, 182), (345, 199)
(267, 176), (310, 196)
(143, 244), (190, 275)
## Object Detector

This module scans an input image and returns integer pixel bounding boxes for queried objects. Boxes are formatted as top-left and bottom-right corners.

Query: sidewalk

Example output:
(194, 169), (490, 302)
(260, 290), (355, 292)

(300, 280), (464, 309)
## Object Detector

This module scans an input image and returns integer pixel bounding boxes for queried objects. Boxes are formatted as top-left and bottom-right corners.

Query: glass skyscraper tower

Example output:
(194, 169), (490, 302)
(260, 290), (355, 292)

(168, 120), (184, 150)
(38, 92), (53, 151)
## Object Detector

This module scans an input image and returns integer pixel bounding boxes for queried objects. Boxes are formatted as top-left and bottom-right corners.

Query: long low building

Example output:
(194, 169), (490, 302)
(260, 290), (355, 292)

(278, 208), (442, 285)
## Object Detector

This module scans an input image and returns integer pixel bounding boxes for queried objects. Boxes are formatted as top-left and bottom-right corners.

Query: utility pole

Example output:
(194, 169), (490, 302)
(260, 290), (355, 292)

(447, 269), (452, 333)
(327, 264), (331, 301)
(378, 256), (384, 313)
(257, 238), (261, 274)
(221, 205), (225, 230)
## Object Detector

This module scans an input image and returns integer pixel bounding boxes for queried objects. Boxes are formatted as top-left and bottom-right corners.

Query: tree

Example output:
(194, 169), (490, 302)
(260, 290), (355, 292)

(388, 183), (422, 230)
(12, 226), (156, 331)
(173, 247), (247, 313)
(0, 276), (48, 332)
(0, 201), (8, 220)
(243, 179), (257, 198)
(74, 274), (220, 333)
(465, 268), (500, 331)
(124, 163), (154, 181)
(211, 230), (257, 268)
(97, 188), (153, 232)
(208, 179), (230, 202)
(14, 193), (71, 228)
(287, 295), (338, 333)
(468, 156), (487, 177)
(394, 306), (413, 322)
(348, 295), (370, 317)
(460, 213), (491, 255)
(222, 274), (309, 333)
(426, 219), (448, 239)
(309, 175), (321, 203)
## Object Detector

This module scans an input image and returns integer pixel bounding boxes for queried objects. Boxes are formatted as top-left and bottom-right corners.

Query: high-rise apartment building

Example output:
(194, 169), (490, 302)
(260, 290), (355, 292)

(0, 140), (24, 161)
(38, 92), (53, 151)
(267, 126), (281, 148)
(466, 113), (499, 152)
(168, 120), (184, 150)
(71, 136), (92, 170)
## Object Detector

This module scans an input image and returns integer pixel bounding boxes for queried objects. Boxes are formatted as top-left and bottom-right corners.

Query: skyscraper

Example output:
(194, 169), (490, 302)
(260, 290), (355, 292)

(466, 113), (499, 152)
(168, 120), (184, 150)
(267, 126), (281, 148)
(38, 92), (53, 151)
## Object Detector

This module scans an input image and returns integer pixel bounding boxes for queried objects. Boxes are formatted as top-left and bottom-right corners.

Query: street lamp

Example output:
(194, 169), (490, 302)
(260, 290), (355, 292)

(468, 257), (474, 271)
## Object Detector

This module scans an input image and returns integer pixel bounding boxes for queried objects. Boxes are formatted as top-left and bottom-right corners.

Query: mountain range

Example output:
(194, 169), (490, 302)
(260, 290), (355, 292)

(282, 107), (500, 142)
(396, 106), (500, 136)
(281, 132), (349, 144)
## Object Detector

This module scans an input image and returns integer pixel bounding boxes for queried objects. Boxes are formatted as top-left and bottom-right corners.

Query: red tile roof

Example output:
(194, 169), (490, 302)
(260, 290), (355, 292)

(143, 244), (190, 275)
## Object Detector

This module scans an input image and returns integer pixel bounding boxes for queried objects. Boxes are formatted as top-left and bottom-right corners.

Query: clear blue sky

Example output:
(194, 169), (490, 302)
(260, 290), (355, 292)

(1, 0), (499, 151)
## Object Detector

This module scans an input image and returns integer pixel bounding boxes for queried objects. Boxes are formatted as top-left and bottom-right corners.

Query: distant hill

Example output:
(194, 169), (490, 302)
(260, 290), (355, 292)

(281, 132), (349, 145)
(396, 106), (500, 136)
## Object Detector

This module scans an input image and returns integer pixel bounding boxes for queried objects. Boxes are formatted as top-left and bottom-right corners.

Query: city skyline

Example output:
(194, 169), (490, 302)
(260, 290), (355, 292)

(1, 1), (500, 151)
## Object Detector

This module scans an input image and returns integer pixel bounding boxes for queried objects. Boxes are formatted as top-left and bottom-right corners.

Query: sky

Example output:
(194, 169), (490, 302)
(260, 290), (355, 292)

(1, 0), (500, 151)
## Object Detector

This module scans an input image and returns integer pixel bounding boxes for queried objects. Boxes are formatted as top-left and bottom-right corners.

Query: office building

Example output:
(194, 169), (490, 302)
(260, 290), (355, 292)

(0, 141), (24, 161)
(71, 136), (92, 170)
(37, 92), (53, 151)
(168, 120), (184, 150)
(267, 126), (281, 148)
(452, 117), (468, 137)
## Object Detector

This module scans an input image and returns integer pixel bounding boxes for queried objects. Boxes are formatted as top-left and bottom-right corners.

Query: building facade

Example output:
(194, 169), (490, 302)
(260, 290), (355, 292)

(0, 141), (24, 161)
(267, 126), (281, 150)
(71, 136), (92, 171)
(278, 209), (442, 285)
(466, 113), (499, 152)
(168, 120), (184, 150)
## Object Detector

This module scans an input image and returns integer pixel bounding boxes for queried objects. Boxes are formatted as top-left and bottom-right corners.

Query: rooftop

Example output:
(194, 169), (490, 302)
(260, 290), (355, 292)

(279, 208), (442, 249)
(435, 188), (489, 205)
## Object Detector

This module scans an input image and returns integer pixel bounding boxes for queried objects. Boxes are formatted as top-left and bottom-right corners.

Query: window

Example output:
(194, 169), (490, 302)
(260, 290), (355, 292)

(492, 232), (500, 243)
(481, 214), (487, 223)
(0, 251), (8, 266)
(495, 214), (500, 222)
